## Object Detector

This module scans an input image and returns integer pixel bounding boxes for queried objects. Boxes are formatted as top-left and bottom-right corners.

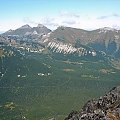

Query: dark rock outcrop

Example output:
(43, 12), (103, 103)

(65, 86), (120, 120)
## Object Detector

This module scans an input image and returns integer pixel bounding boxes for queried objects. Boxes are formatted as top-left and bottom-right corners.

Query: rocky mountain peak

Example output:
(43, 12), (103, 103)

(19, 24), (32, 29)
(2, 24), (51, 37)
(7, 29), (14, 32)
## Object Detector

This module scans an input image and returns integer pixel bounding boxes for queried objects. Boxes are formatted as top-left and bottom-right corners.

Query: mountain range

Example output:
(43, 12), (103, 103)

(1, 24), (120, 59)
(0, 24), (120, 120)
(45, 26), (120, 58)
(3, 24), (51, 37)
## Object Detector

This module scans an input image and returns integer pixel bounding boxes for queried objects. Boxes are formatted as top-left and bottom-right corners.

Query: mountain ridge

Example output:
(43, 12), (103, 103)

(2, 24), (51, 37)
(1, 24), (120, 59)
(0, 29), (120, 120)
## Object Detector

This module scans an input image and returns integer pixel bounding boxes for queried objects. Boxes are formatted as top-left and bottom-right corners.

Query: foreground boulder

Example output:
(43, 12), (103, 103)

(65, 86), (120, 120)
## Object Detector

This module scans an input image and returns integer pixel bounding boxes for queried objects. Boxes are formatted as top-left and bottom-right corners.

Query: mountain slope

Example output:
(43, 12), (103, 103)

(44, 26), (120, 58)
(65, 86), (120, 120)
(48, 26), (120, 45)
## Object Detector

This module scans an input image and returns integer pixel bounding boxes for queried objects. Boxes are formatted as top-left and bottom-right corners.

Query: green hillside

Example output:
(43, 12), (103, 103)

(0, 46), (120, 120)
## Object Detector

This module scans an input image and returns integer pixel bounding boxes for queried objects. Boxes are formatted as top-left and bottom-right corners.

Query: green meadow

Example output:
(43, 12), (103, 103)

(0, 48), (120, 120)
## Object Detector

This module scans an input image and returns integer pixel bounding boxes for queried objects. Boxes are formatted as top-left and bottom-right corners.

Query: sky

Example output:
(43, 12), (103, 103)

(0, 0), (120, 32)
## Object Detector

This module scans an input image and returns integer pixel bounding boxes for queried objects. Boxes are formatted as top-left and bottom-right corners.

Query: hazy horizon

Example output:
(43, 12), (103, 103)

(0, 0), (120, 32)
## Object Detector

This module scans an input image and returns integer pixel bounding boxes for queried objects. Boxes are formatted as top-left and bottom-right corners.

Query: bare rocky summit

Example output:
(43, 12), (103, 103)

(2, 24), (51, 37)
(65, 86), (120, 120)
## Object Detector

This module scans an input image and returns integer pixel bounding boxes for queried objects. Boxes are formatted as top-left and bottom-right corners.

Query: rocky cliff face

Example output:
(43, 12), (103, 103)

(47, 41), (96, 56)
(65, 86), (120, 120)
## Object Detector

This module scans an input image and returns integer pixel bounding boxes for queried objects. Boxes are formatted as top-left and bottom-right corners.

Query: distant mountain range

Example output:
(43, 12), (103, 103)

(0, 25), (120, 120)
(1, 24), (120, 59)
(2, 24), (51, 42)
(2, 24), (51, 37)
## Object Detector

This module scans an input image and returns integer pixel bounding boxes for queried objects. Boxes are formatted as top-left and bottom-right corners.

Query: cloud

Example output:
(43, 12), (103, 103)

(0, 19), (24, 31)
(41, 17), (59, 27)
(62, 20), (76, 25)
(23, 17), (38, 25)
(23, 12), (120, 31)
(1, 11), (120, 32)
(22, 12), (81, 30)
(112, 13), (120, 17)
(52, 11), (82, 28)
(97, 13), (120, 19)
(97, 15), (109, 19)
(23, 17), (60, 30)
(60, 11), (80, 18)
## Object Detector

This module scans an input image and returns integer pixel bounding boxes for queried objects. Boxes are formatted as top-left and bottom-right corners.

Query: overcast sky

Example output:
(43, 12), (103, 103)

(0, 0), (120, 32)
